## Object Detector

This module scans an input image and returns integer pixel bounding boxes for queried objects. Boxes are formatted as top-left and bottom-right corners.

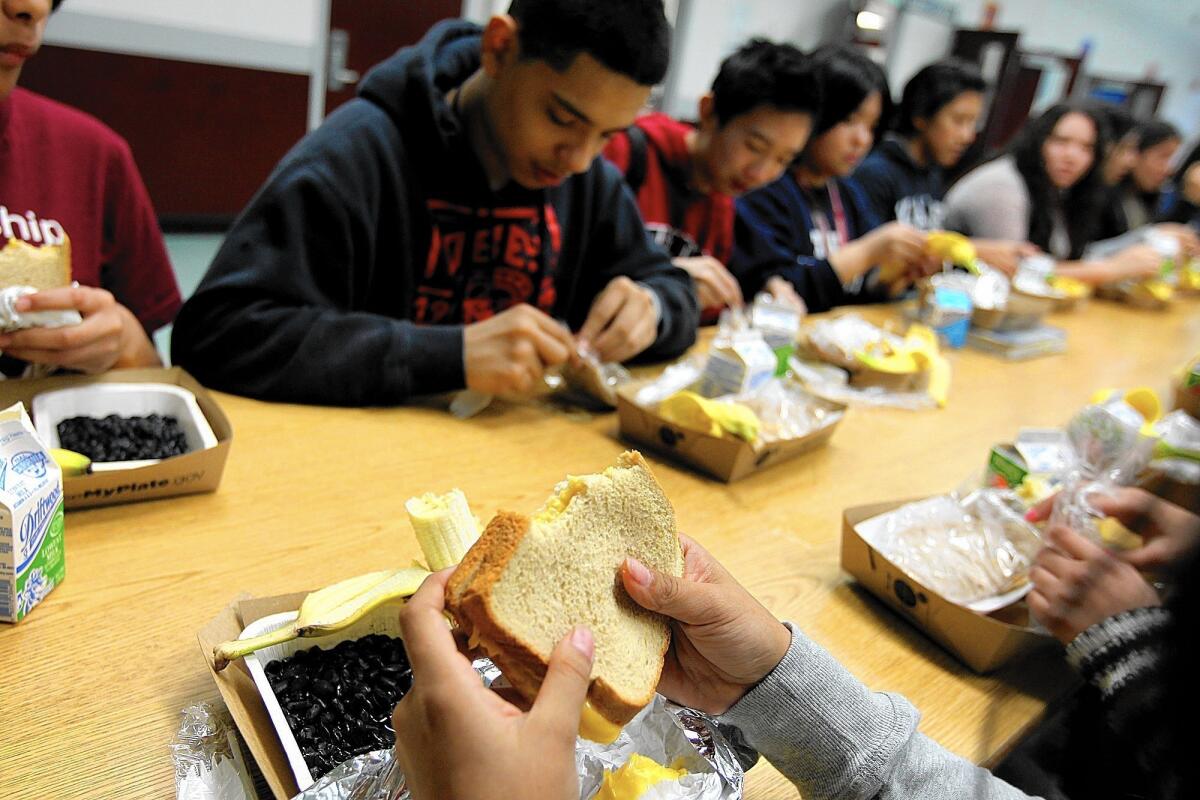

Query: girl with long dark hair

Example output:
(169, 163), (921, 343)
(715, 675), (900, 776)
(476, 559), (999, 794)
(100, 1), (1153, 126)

(944, 104), (1161, 285)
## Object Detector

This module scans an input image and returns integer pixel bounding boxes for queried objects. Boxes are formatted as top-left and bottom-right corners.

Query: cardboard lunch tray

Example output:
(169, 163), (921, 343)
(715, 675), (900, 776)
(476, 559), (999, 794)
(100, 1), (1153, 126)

(200, 592), (310, 800)
(615, 381), (845, 482)
(0, 367), (232, 509)
(841, 499), (1053, 673)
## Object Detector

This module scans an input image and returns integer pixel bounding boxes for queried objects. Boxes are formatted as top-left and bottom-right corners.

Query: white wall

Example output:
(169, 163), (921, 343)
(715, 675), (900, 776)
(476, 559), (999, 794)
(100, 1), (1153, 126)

(661, 0), (1199, 138)
(953, 0), (1200, 137)
(43, 0), (326, 73)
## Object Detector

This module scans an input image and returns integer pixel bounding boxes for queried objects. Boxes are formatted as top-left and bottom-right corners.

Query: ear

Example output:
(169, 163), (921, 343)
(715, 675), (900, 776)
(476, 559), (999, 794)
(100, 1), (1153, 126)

(480, 14), (519, 78)
(697, 92), (717, 129)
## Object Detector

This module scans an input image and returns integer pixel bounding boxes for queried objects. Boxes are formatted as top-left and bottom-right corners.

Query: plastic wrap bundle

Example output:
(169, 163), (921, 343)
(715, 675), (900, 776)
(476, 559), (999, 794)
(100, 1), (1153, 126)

(1147, 410), (1200, 485)
(1050, 397), (1156, 543)
(858, 491), (1042, 611)
(292, 660), (745, 800)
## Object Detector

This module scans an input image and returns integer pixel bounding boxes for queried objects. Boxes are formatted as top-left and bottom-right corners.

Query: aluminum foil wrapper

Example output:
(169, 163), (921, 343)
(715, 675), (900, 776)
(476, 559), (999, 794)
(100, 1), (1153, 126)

(293, 659), (744, 800)
(788, 356), (934, 411)
(0, 285), (84, 333)
(171, 701), (256, 800)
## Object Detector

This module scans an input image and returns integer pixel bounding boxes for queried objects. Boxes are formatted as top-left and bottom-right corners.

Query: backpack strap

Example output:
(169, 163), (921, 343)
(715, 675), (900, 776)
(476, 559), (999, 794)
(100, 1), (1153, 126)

(623, 124), (649, 194)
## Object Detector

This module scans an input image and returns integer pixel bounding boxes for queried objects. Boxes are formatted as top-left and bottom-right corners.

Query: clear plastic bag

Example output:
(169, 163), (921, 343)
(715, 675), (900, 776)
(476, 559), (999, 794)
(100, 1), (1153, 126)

(1049, 400), (1156, 542)
(857, 491), (1042, 611)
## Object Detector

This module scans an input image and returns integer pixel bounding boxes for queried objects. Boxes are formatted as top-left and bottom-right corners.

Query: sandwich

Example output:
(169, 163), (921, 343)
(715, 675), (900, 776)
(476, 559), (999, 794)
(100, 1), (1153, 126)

(0, 236), (72, 291)
(446, 451), (683, 742)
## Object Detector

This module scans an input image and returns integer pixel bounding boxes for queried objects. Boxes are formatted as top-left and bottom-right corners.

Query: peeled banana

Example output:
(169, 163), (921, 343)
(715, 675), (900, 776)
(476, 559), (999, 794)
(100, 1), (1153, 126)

(212, 567), (430, 671)
(406, 489), (480, 571)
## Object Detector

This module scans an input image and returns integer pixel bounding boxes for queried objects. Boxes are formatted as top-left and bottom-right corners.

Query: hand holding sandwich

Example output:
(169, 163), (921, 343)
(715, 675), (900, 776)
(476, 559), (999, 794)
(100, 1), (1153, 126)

(621, 534), (791, 715)
(393, 569), (594, 800)
(0, 286), (161, 373)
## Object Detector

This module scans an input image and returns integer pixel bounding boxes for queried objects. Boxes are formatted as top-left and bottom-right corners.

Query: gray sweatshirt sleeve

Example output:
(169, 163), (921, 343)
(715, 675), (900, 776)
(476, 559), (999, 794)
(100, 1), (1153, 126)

(719, 623), (1038, 800)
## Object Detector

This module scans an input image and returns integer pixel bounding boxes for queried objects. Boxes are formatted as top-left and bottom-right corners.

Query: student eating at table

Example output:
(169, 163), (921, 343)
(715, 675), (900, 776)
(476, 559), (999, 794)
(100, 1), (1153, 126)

(394, 493), (1196, 800)
(0, 0), (181, 377)
(602, 37), (820, 319)
(730, 45), (940, 314)
(850, 58), (1036, 275)
(171, 0), (698, 406)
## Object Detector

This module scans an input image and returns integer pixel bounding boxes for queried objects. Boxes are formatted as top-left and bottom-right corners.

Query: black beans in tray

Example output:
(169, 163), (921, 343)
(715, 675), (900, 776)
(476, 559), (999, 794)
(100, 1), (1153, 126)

(265, 634), (413, 780)
(56, 413), (189, 462)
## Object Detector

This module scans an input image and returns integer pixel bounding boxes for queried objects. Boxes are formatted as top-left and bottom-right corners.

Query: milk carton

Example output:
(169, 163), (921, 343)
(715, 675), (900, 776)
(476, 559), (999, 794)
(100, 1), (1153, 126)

(1, 403), (65, 624)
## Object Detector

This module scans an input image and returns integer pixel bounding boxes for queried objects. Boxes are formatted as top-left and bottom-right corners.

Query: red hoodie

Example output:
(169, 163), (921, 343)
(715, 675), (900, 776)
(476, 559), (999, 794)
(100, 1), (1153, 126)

(0, 88), (181, 335)
(603, 112), (734, 265)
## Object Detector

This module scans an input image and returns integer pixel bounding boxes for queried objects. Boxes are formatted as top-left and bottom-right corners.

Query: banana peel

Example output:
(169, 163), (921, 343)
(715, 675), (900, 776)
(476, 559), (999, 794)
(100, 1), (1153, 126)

(212, 567), (430, 671)
(926, 230), (980, 275)
(659, 391), (761, 442)
(1046, 275), (1090, 299)
(854, 324), (949, 407)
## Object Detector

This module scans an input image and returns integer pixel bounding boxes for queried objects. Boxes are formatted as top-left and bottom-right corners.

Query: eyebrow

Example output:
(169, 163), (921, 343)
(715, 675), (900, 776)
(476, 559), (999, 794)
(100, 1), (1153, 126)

(552, 93), (628, 136)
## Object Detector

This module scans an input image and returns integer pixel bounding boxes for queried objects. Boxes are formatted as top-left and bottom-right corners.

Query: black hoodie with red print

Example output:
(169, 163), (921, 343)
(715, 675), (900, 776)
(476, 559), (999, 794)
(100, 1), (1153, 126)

(171, 20), (697, 406)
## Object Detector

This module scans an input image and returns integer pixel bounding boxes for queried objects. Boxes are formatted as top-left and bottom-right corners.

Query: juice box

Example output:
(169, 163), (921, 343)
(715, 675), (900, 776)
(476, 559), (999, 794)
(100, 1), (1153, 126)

(1, 403), (65, 624)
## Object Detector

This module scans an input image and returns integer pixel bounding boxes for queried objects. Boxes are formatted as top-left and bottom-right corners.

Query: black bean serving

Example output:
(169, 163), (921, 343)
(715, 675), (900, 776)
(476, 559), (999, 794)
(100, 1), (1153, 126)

(56, 413), (189, 462)
(264, 634), (413, 780)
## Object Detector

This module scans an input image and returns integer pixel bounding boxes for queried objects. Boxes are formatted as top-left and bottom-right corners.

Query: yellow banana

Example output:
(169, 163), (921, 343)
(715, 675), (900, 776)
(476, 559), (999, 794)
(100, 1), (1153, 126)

(50, 448), (92, 477)
(406, 489), (480, 571)
(926, 231), (979, 274)
(659, 391), (761, 442)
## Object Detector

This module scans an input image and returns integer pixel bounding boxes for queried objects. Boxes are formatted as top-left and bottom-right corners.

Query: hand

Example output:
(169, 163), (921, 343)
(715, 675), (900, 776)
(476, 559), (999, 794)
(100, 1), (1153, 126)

(1028, 524), (1161, 645)
(0, 286), (160, 374)
(393, 570), (592, 800)
(578, 276), (658, 363)
(1104, 244), (1164, 282)
(972, 239), (1041, 276)
(463, 304), (576, 395)
(1151, 223), (1200, 259)
(674, 255), (743, 312)
(1029, 488), (1200, 572)
(1181, 162), (1200, 206)
(868, 223), (935, 270)
(620, 534), (791, 715)
(764, 276), (807, 316)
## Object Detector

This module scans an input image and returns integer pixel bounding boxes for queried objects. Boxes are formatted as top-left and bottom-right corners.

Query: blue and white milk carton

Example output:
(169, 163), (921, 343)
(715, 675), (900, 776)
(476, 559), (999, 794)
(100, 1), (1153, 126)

(0, 402), (65, 624)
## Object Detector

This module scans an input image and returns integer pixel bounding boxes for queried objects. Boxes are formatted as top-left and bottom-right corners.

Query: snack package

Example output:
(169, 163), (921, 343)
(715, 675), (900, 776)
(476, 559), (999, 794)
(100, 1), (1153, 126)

(855, 490), (1042, 611)
(748, 292), (802, 374)
(449, 342), (633, 419)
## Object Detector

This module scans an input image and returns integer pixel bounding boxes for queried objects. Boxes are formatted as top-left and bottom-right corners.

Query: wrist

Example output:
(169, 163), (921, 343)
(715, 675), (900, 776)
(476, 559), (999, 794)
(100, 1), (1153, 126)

(114, 306), (161, 369)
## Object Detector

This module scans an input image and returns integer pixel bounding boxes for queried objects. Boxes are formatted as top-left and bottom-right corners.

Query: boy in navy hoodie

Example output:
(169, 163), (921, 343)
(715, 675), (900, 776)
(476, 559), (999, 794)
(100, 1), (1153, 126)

(171, 0), (697, 405)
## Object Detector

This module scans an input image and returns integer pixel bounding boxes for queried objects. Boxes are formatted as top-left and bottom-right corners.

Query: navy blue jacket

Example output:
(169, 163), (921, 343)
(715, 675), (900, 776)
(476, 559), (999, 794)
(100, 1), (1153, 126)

(850, 135), (946, 229)
(732, 171), (890, 313)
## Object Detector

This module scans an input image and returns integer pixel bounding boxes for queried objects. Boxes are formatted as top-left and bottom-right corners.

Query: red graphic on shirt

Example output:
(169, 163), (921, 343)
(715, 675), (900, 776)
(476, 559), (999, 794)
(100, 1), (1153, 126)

(414, 200), (560, 324)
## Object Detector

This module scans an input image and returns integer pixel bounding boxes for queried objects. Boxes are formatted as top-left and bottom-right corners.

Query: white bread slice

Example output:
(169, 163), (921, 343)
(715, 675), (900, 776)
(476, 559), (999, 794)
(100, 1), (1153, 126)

(446, 451), (682, 727)
(0, 236), (72, 291)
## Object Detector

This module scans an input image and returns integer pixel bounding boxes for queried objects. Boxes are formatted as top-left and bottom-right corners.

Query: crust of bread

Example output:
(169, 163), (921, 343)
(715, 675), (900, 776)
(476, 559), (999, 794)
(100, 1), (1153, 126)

(445, 451), (674, 726)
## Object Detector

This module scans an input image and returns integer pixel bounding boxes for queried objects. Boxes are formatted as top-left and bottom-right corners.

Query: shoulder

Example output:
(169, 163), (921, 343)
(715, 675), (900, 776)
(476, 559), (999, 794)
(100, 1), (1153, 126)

(9, 88), (133, 159)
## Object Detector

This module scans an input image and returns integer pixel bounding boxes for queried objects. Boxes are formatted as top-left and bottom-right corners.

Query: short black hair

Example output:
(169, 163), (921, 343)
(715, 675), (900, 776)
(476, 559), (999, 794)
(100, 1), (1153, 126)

(1010, 102), (1110, 258)
(896, 59), (985, 135)
(1133, 118), (1180, 152)
(709, 38), (820, 127)
(52, 0), (65, 9)
(808, 44), (892, 137)
(1088, 101), (1136, 143)
(507, 0), (670, 86)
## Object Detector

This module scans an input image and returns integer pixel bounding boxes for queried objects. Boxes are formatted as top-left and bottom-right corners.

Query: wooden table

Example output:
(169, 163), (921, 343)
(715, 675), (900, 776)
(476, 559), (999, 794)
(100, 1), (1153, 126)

(3, 300), (1198, 799)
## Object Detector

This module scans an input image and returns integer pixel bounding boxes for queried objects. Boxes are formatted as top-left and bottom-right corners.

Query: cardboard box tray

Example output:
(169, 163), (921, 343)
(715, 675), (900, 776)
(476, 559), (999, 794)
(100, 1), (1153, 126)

(841, 499), (1052, 673)
(0, 367), (233, 509)
(616, 381), (845, 482)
